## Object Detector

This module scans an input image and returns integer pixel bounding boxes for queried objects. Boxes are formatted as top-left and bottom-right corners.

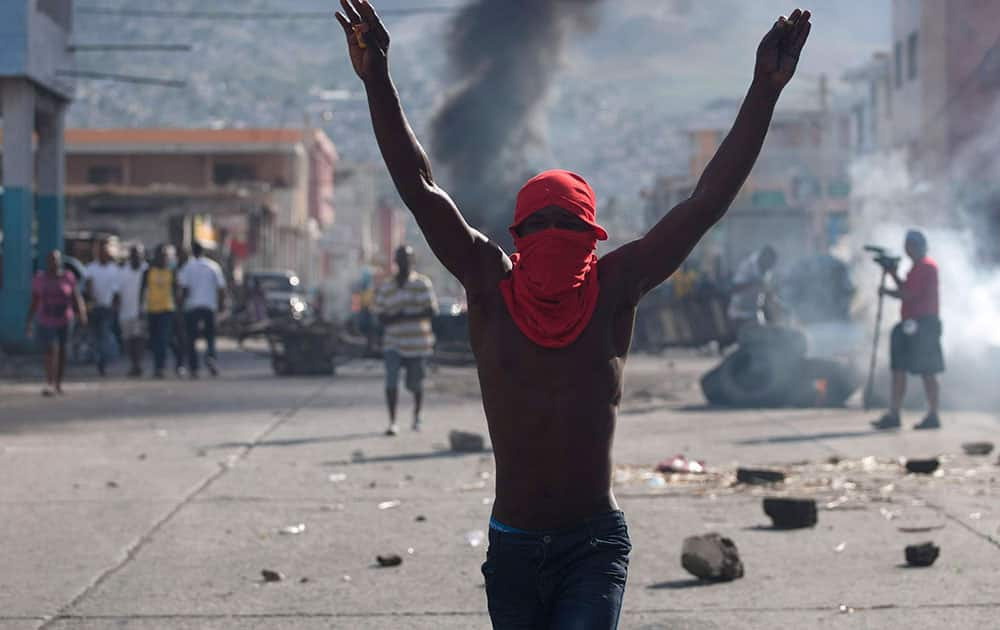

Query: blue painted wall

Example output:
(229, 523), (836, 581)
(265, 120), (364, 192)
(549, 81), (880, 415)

(0, 186), (34, 347)
(0, 4), (28, 76)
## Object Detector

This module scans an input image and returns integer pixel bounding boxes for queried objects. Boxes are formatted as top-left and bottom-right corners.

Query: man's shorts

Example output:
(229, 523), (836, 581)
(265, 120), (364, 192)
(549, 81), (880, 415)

(384, 350), (426, 393)
(890, 316), (945, 375)
(120, 317), (146, 340)
(36, 325), (68, 348)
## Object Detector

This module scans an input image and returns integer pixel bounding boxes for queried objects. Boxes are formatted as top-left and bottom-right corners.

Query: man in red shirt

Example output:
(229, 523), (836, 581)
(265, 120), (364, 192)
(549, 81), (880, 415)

(872, 230), (944, 430)
(26, 250), (88, 396)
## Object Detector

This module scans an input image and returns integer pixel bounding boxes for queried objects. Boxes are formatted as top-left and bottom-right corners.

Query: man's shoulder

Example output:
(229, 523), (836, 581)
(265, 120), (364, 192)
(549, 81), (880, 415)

(410, 273), (434, 289)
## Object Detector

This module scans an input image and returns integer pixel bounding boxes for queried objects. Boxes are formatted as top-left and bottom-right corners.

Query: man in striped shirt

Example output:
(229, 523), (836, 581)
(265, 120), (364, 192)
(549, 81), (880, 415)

(374, 245), (438, 435)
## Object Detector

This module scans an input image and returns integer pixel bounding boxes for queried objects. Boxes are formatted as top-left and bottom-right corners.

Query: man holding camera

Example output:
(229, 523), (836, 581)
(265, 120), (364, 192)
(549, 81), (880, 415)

(872, 230), (943, 430)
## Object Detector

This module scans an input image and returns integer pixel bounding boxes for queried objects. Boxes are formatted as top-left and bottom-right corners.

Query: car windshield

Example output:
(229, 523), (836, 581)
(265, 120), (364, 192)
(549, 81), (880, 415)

(253, 275), (299, 293)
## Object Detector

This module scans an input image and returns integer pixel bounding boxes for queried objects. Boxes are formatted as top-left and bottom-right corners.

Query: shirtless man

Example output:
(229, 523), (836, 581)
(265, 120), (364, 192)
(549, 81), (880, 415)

(336, 2), (811, 626)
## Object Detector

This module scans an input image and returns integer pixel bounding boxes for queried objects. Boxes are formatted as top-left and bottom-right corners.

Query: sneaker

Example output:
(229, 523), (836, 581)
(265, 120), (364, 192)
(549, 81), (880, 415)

(128, 367), (142, 378)
(385, 424), (399, 436)
(913, 413), (941, 430)
(41, 387), (54, 397)
(206, 357), (218, 377)
(189, 370), (200, 380)
(412, 419), (421, 432)
(871, 412), (901, 430)
(175, 366), (187, 378)
(154, 369), (166, 379)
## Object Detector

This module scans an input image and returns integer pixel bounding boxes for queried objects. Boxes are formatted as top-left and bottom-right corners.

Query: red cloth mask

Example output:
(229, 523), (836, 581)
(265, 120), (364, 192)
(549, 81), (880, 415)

(499, 170), (607, 349)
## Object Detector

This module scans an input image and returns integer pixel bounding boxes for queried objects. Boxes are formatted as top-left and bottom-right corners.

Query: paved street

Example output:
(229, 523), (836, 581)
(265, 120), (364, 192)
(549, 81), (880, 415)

(1, 346), (998, 629)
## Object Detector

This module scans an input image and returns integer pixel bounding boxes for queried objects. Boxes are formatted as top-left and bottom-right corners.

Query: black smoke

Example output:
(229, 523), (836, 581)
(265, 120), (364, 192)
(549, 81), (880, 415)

(430, 0), (602, 242)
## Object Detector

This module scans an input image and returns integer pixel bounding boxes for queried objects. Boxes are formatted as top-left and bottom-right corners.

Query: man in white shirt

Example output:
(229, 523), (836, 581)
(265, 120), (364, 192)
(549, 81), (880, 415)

(177, 241), (227, 378)
(119, 245), (148, 377)
(727, 245), (778, 331)
(84, 238), (122, 376)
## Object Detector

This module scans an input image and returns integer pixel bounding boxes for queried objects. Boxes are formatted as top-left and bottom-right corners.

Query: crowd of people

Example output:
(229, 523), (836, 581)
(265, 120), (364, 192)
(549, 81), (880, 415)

(25, 238), (226, 396)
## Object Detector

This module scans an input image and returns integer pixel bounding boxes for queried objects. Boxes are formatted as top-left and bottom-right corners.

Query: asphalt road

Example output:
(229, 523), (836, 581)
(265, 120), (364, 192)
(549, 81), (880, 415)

(1, 346), (997, 629)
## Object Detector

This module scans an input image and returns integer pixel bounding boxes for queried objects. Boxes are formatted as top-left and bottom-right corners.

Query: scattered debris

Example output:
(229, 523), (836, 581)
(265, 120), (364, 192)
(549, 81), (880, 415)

(449, 431), (486, 452)
(342, 575), (352, 582)
(279, 523), (306, 535)
(261, 569), (284, 582)
(376, 554), (403, 567)
(905, 542), (940, 567)
(736, 468), (785, 485)
(656, 455), (705, 474)
(763, 498), (817, 529)
(898, 524), (946, 533)
(106, 481), (119, 489)
(680, 533), (744, 582)
(962, 442), (994, 456)
(834, 542), (847, 553)
(195, 449), (207, 457)
(838, 604), (855, 614)
(465, 530), (485, 547)
(415, 515), (427, 522)
(328, 473), (347, 483)
(905, 458), (939, 475)
(351, 450), (365, 462)
(377, 500), (401, 510)
(137, 453), (148, 461)
(646, 476), (667, 489)
(299, 577), (310, 583)
(407, 547), (415, 555)
(969, 512), (983, 520)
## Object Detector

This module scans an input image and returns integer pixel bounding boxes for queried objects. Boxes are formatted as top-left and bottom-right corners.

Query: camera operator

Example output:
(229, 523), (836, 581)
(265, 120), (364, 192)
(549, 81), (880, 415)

(871, 230), (944, 430)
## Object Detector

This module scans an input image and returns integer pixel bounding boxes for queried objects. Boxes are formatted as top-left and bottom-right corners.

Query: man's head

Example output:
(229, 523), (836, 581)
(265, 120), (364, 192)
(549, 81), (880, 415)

(153, 244), (169, 267)
(395, 245), (415, 278)
(191, 241), (205, 258)
(95, 238), (112, 264)
(758, 245), (778, 271)
(904, 229), (928, 260)
(46, 249), (62, 274)
(129, 244), (145, 269)
(510, 170), (607, 242)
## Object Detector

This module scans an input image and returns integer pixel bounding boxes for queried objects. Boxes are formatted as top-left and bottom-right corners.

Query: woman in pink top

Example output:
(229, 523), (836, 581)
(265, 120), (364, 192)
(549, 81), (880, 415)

(25, 250), (88, 396)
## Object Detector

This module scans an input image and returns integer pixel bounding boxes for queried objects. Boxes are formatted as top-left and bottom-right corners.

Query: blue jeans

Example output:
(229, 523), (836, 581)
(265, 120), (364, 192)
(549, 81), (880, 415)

(89, 306), (117, 369)
(148, 312), (174, 371)
(482, 511), (631, 629)
(184, 308), (216, 373)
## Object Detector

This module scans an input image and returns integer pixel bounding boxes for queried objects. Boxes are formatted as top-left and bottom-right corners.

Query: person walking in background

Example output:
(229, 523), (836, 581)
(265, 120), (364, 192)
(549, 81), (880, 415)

(25, 250), (87, 396)
(171, 246), (189, 376)
(119, 245), (148, 377)
(373, 245), (438, 435)
(142, 245), (179, 379)
(177, 241), (226, 378)
(727, 245), (778, 330)
(84, 238), (121, 376)
(871, 230), (944, 431)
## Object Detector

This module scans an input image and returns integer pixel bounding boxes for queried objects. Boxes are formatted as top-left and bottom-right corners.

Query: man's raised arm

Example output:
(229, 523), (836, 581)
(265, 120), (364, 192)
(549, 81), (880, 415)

(624, 9), (812, 299)
(336, 0), (483, 282)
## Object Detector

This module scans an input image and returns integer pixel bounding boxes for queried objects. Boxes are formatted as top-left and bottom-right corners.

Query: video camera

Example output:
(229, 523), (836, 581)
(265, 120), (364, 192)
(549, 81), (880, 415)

(863, 245), (900, 272)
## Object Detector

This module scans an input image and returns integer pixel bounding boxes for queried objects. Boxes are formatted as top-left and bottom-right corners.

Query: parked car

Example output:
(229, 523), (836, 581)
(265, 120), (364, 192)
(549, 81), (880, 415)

(242, 270), (310, 321)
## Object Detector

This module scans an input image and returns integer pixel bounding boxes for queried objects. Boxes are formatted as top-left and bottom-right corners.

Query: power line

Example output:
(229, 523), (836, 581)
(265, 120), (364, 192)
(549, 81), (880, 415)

(75, 5), (458, 20)
(56, 69), (186, 88)
(69, 43), (192, 52)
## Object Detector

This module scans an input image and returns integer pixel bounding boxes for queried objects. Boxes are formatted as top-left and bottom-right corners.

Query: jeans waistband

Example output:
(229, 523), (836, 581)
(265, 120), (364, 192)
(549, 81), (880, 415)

(489, 510), (626, 541)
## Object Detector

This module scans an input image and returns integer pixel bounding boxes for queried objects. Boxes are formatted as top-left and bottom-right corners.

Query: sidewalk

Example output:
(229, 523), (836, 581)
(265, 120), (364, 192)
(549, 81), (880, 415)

(0, 351), (997, 629)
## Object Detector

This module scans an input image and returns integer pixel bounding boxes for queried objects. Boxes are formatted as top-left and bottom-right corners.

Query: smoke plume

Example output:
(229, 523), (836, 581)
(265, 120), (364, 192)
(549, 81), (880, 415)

(430, 0), (602, 241)
(846, 98), (1000, 409)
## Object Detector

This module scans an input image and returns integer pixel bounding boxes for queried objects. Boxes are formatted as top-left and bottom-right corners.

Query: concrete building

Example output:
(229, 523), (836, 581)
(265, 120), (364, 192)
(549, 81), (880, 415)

(54, 128), (337, 287)
(843, 0), (1000, 257)
(646, 85), (853, 275)
(0, 0), (74, 348)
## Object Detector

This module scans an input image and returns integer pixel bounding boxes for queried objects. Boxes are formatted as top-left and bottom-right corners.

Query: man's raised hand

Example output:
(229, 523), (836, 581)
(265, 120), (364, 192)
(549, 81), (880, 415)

(336, 0), (390, 82)
(755, 9), (811, 91)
